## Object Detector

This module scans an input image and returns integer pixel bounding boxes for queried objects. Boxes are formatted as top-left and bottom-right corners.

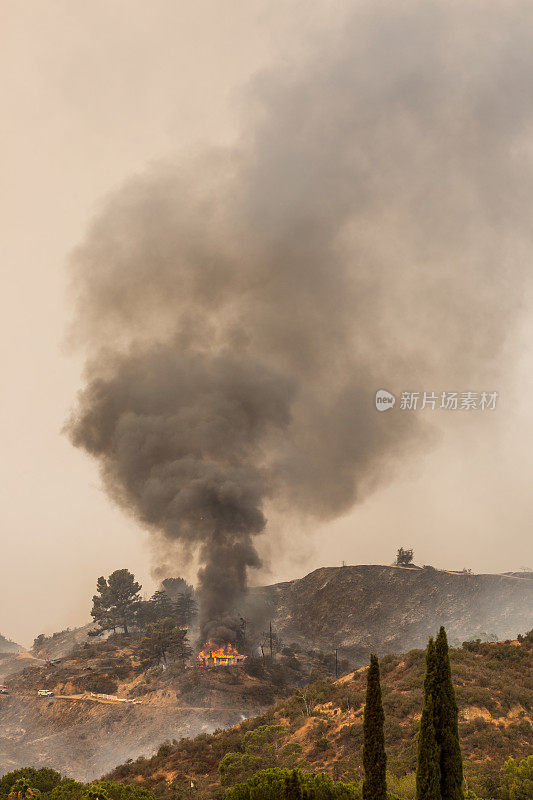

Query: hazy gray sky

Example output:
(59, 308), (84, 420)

(1, 0), (532, 647)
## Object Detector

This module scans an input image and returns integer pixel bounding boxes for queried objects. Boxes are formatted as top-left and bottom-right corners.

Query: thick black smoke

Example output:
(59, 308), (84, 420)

(67, 1), (532, 644)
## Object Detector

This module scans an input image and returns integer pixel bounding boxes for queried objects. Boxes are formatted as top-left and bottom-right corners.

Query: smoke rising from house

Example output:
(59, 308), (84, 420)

(67, 1), (532, 643)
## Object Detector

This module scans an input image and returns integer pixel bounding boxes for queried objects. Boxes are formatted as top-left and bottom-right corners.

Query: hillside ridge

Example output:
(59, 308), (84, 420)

(248, 564), (533, 657)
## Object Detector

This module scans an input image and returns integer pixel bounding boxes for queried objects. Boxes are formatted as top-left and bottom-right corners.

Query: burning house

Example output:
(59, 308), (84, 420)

(197, 641), (246, 667)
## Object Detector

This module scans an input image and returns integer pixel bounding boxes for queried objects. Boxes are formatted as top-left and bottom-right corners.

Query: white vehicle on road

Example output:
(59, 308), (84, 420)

(0, 686), (8, 695)
(37, 689), (54, 697)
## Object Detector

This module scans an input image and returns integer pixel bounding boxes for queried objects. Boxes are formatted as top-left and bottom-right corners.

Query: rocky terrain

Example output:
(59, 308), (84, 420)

(249, 565), (533, 659)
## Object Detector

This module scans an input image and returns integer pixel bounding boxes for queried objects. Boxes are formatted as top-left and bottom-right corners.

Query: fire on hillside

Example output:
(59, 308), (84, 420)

(197, 641), (246, 667)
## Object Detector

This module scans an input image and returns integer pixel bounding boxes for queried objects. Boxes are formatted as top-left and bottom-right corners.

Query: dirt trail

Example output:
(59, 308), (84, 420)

(3, 691), (248, 713)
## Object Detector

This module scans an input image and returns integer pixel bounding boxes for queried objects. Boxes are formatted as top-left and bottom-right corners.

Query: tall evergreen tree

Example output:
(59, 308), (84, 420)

(150, 590), (174, 619)
(91, 569), (141, 635)
(173, 590), (198, 627)
(133, 599), (157, 631)
(435, 627), (464, 800)
(161, 576), (191, 599)
(416, 638), (441, 800)
(139, 618), (191, 667)
(91, 576), (118, 634)
(362, 653), (387, 800)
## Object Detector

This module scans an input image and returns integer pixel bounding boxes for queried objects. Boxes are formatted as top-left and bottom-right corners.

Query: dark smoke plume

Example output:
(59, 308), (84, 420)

(67, 1), (532, 643)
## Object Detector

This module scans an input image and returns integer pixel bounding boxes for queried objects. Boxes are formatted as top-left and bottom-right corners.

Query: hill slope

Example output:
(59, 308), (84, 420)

(0, 636), (328, 779)
(250, 565), (533, 657)
(1, 565), (531, 784)
(106, 636), (533, 799)
(0, 637), (22, 656)
(31, 624), (97, 661)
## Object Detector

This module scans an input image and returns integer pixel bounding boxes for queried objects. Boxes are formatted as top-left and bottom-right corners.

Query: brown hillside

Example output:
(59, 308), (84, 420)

(249, 565), (533, 658)
(0, 636), (330, 779)
(105, 637), (533, 799)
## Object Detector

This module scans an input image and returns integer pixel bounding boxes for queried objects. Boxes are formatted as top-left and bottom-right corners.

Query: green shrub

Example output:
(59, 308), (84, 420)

(219, 754), (263, 787)
(387, 771), (416, 800)
(242, 725), (288, 755)
(0, 773), (154, 800)
(498, 754), (533, 800)
(223, 768), (359, 800)
(155, 742), (173, 759)
(0, 770), (63, 798)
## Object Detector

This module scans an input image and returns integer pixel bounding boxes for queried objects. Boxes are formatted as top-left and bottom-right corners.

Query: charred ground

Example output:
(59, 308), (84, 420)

(249, 565), (533, 659)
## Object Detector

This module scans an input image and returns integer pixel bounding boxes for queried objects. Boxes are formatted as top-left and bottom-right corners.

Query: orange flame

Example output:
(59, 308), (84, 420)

(197, 640), (245, 666)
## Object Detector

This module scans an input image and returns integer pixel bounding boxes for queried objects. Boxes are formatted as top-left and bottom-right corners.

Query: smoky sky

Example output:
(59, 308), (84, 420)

(67, 0), (533, 643)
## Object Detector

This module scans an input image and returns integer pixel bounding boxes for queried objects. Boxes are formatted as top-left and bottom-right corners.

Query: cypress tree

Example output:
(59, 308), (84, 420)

(416, 638), (441, 800)
(362, 653), (387, 800)
(435, 627), (464, 800)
